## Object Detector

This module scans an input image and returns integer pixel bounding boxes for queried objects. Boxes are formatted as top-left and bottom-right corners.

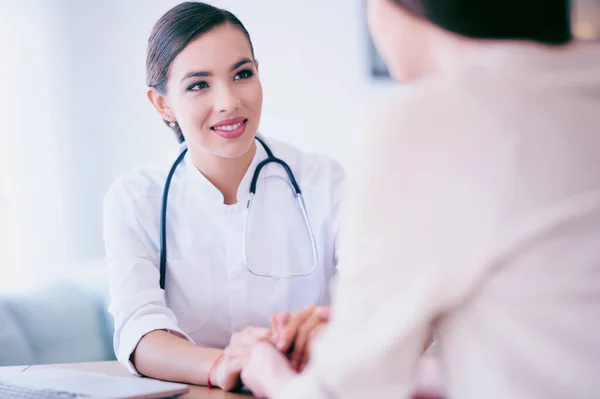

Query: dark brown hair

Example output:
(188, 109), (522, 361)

(146, 2), (255, 143)
(393, 0), (572, 45)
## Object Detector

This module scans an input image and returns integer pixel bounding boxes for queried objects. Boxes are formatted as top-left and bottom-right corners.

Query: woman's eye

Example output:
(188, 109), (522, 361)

(188, 81), (209, 91)
(234, 69), (254, 80)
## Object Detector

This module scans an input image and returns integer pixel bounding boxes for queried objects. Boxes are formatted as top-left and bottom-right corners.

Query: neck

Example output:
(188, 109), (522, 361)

(430, 34), (556, 77)
(427, 32), (479, 77)
(188, 140), (256, 205)
(399, 21), (482, 81)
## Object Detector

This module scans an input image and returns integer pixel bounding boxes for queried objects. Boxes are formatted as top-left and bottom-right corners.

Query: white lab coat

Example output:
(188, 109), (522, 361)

(103, 136), (345, 374)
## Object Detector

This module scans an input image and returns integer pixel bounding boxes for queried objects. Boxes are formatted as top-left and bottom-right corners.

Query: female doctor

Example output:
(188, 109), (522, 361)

(103, 2), (344, 392)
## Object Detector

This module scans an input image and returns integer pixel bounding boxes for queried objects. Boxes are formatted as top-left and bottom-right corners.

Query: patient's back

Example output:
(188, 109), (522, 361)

(437, 43), (600, 399)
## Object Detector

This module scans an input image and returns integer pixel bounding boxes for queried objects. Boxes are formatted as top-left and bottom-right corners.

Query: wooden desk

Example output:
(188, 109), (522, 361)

(0, 361), (251, 398)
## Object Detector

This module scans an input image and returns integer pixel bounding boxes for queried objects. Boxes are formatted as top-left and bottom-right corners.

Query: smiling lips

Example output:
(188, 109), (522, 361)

(211, 117), (248, 139)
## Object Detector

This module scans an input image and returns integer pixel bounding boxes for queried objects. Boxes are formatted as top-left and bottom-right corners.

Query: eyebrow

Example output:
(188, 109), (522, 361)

(180, 58), (253, 83)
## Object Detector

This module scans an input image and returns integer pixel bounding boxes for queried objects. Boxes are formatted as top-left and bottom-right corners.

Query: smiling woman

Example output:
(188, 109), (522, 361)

(103, 1), (345, 393)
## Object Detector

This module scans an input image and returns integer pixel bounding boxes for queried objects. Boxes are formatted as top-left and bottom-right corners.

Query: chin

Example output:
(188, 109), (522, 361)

(214, 134), (256, 159)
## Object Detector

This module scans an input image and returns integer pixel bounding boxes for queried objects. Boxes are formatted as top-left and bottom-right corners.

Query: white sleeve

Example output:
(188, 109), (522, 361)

(274, 89), (511, 399)
(103, 179), (193, 375)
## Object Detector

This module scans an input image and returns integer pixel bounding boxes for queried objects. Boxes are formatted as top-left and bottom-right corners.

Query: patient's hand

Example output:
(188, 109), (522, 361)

(212, 326), (272, 391)
(270, 306), (331, 371)
(241, 341), (297, 398)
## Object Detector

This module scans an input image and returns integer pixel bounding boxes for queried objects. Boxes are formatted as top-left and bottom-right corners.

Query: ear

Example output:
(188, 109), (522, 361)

(147, 87), (175, 121)
(254, 59), (260, 75)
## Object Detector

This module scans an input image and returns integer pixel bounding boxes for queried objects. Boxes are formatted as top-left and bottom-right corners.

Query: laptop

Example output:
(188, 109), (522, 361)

(0, 368), (189, 398)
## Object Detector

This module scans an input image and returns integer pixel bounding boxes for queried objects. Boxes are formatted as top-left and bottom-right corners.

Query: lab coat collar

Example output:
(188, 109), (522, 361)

(179, 133), (286, 211)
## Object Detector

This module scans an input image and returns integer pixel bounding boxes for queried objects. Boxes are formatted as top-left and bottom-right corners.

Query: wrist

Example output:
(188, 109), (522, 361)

(207, 352), (224, 389)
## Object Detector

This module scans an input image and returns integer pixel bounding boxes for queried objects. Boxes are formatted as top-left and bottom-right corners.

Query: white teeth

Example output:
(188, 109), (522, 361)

(214, 122), (243, 131)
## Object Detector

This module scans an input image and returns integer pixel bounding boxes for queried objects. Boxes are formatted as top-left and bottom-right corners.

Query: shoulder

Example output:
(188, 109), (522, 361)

(104, 159), (173, 212)
(259, 136), (346, 193)
(366, 70), (516, 167)
(376, 70), (498, 128)
(352, 72), (521, 223)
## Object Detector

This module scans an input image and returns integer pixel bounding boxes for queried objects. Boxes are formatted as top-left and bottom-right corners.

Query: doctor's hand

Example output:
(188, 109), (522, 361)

(270, 306), (331, 372)
(211, 327), (272, 392)
(241, 341), (297, 398)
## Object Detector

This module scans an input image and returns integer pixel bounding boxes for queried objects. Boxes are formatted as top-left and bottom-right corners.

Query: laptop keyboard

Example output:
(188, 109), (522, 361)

(0, 381), (90, 398)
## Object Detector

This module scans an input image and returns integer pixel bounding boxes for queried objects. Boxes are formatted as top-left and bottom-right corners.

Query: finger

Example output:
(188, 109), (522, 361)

(277, 305), (316, 352)
(228, 335), (274, 359)
(270, 315), (278, 332)
(269, 312), (290, 330)
(270, 312), (289, 344)
(270, 317), (279, 346)
(290, 314), (324, 368)
(231, 327), (272, 347)
(290, 314), (322, 366)
(276, 312), (290, 331)
(247, 328), (273, 348)
(316, 306), (331, 321)
(246, 326), (273, 338)
(229, 330), (271, 348)
(298, 359), (309, 373)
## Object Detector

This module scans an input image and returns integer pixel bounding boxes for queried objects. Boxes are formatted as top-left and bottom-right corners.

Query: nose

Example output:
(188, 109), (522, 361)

(214, 83), (241, 114)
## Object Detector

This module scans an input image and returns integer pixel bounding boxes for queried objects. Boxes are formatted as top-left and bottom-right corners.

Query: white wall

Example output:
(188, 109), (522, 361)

(0, 1), (70, 290)
(2, 0), (396, 275)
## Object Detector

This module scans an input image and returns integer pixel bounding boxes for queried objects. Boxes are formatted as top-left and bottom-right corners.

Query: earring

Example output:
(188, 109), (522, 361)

(164, 113), (177, 128)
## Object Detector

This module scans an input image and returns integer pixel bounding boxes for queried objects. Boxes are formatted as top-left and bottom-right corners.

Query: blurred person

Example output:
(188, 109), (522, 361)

(103, 1), (345, 392)
(241, 0), (600, 398)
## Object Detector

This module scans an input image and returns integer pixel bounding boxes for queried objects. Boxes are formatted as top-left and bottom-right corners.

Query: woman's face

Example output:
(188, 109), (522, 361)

(162, 23), (263, 159)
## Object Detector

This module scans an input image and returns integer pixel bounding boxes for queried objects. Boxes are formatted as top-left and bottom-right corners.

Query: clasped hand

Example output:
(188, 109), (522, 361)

(213, 306), (330, 393)
(239, 305), (331, 398)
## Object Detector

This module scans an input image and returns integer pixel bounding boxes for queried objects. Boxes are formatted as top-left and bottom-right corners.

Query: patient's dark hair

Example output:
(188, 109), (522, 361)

(392, 0), (572, 45)
(146, 2), (255, 143)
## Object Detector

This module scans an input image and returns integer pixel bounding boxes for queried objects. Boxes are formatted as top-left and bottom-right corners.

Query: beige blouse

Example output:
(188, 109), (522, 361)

(275, 43), (600, 399)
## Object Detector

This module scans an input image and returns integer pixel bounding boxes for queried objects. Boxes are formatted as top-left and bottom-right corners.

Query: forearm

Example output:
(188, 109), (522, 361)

(131, 330), (222, 386)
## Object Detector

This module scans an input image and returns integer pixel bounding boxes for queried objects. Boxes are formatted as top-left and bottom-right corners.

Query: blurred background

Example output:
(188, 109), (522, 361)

(0, 0), (598, 366)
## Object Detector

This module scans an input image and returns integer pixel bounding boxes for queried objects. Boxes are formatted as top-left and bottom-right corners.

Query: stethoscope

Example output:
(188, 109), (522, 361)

(159, 136), (318, 290)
